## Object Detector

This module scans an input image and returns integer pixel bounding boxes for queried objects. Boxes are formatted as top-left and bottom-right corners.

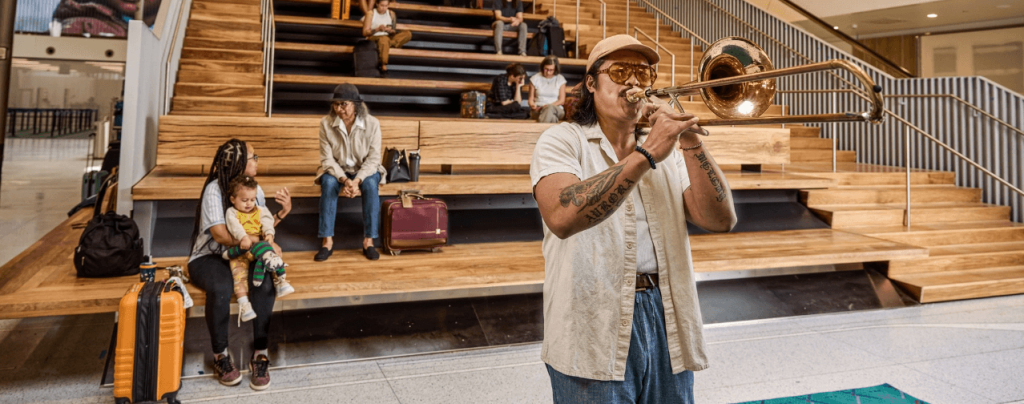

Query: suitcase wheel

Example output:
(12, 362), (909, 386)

(431, 247), (442, 253)
(390, 250), (401, 256)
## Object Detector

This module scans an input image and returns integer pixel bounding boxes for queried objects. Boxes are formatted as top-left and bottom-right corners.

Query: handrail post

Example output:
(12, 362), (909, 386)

(905, 126), (911, 228)
(831, 92), (836, 173)
(625, 0), (629, 35)
(575, 0), (579, 59)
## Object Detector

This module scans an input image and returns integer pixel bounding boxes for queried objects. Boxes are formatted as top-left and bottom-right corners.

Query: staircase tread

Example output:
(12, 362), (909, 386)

(173, 95), (266, 101)
(921, 241), (1024, 257)
(828, 185), (962, 190)
(810, 202), (1004, 211)
(183, 47), (263, 55)
(176, 82), (265, 88)
(838, 221), (1024, 238)
(891, 265), (1024, 286)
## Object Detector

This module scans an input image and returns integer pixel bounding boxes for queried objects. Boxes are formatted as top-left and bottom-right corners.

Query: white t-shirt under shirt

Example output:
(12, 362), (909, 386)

(530, 73), (567, 106)
(370, 9), (392, 36)
(634, 192), (658, 274)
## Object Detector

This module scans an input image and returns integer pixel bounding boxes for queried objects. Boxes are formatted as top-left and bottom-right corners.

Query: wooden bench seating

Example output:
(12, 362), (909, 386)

(0, 210), (925, 319)
(274, 16), (560, 44)
(275, 42), (588, 69)
(283, 0), (544, 21)
(134, 114), (804, 201)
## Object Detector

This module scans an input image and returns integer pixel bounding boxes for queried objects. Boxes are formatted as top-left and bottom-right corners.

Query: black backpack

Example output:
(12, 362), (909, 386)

(74, 172), (143, 278)
(353, 40), (381, 78)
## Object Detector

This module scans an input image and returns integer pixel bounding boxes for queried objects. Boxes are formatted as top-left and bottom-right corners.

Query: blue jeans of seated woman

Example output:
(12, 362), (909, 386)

(319, 172), (380, 239)
(546, 287), (695, 404)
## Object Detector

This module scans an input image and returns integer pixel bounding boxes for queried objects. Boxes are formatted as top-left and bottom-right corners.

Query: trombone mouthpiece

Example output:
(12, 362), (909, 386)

(625, 87), (648, 104)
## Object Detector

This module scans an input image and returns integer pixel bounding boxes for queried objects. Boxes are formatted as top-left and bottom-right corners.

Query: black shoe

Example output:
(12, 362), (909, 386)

(313, 247), (332, 262)
(380, 69), (389, 78)
(363, 246), (380, 260)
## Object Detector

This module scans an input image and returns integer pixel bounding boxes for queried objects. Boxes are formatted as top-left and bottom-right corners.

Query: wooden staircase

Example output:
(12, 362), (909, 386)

(172, 0), (266, 116)
(797, 164), (1024, 303)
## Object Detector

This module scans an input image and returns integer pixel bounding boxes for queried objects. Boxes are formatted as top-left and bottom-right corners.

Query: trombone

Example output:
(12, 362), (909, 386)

(627, 37), (885, 126)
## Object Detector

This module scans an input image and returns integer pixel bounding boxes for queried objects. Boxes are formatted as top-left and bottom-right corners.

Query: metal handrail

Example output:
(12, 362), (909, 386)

(262, 0), (276, 116)
(575, 0), (580, 59)
(268, 4), (276, 117)
(633, 27), (675, 86)
(162, 0), (190, 115)
(598, 0), (606, 39)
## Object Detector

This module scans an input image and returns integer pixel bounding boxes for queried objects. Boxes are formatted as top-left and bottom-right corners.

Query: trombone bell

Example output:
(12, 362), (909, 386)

(699, 37), (776, 119)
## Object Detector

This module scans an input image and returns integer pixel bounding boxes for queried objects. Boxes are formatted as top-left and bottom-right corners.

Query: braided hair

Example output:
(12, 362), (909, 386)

(188, 139), (250, 255)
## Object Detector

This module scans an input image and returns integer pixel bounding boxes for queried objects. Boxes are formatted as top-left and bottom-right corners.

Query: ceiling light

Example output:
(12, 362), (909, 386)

(927, 13), (938, 18)
(833, 26), (839, 30)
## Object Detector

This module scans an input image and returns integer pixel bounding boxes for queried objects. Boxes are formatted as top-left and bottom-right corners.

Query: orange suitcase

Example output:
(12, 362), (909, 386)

(113, 281), (186, 404)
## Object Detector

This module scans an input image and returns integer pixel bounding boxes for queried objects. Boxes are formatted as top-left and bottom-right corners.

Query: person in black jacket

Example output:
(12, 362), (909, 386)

(492, 0), (527, 55)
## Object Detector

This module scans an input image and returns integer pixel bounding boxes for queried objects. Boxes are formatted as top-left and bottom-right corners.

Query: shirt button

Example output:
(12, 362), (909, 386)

(626, 205), (634, 213)
(621, 320), (629, 327)
(626, 242), (635, 249)
(626, 278), (634, 287)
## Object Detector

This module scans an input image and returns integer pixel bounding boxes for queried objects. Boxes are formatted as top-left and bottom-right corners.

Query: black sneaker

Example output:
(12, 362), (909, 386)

(363, 246), (380, 260)
(314, 247), (332, 262)
(213, 354), (242, 386)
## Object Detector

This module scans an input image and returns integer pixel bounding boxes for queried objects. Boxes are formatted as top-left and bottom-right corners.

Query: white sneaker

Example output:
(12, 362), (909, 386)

(238, 300), (257, 326)
(274, 277), (295, 298)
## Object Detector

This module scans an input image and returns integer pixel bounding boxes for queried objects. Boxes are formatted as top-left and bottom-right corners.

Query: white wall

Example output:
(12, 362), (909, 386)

(920, 26), (1024, 94)
(117, 20), (162, 216)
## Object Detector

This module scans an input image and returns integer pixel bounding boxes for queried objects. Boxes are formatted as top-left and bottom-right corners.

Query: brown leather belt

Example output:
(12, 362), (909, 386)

(635, 273), (659, 292)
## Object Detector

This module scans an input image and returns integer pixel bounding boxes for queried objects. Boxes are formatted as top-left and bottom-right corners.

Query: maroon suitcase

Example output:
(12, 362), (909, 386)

(382, 190), (448, 255)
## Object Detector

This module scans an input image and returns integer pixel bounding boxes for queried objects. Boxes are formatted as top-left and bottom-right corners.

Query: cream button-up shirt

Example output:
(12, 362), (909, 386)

(315, 113), (388, 185)
(530, 122), (709, 381)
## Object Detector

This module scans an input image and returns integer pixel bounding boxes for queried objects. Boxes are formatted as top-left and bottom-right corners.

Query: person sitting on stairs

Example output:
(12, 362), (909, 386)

(492, 0), (527, 56)
(362, 0), (411, 78)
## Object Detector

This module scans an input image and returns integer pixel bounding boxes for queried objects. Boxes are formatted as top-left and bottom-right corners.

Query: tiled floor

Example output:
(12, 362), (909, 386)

(2, 139), (1023, 403)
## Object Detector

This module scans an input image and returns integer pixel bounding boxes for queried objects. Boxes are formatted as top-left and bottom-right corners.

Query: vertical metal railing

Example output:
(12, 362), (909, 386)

(660, 0), (1024, 223)
(598, 0), (606, 39)
(162, 0), (191, 115)
(261, 0), (276, 116)
(633, 28), (674, 87)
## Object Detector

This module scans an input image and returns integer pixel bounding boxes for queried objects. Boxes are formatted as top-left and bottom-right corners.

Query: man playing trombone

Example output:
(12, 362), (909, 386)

(530, 34), (737, 403)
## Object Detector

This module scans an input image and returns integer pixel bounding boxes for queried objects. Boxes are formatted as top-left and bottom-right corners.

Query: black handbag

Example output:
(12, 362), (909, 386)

(73, 171), (144, 278)
(383, 147), (412, 183)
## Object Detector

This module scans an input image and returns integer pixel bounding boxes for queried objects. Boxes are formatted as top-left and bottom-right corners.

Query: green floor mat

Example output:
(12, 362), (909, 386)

(735, 383), (929, 404)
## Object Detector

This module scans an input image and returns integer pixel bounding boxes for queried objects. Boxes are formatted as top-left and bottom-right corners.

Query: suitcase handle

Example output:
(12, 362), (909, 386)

(399, 190), (425, 208)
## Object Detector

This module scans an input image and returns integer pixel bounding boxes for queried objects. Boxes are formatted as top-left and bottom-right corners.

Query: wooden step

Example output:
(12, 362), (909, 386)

(179, 59), (263, 74)
(192, 0), (260, 16)
(171, 96), (264, 115)
(811, 203), (1011, 228)
(195, 0), (260, 6)
(887, 241), (1024, 275)
(817, 171), (956, 186)
(690, 229), (926, 272)
(184, 37), (263, 51)
(275, 74), (492, 92)
(174, 83), (265, 98)
(190, 9), (260, 23)
(178, 70), (264, 86)
(186, 27), (261, 42)
(891, 266), (1024, 303)
(275, 42), (588, 67)
(791, 137), (832, 149)
(182, 47), (263, 63)
(189, 18), (261, 33)
(789, 126), (822, 137)
(802, 186), (980, 205)
(847, 221), (1024, 247)
(790, 149), (856, 163)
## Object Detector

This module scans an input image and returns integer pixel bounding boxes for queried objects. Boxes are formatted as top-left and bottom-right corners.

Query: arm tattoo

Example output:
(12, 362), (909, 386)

(559, 164), (625, 212)
(695, 152), (727, 202)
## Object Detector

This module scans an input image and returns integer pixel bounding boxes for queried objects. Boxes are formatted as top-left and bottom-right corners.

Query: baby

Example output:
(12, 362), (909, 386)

(221, 176), (294, 324)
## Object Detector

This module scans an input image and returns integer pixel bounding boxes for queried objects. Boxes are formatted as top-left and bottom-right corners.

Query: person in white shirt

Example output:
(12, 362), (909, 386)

(530, 35), (736, 403)
(528, 55), (568, 123)
(361, 0), (411, 77)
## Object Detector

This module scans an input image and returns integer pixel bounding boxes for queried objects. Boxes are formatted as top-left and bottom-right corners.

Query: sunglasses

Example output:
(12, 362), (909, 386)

(596, 63), (658, 87)
(332, 101), (355, 108)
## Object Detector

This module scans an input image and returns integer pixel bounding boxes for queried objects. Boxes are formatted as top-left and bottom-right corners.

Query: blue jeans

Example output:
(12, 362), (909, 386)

(319, 172), (380, 239)
(546, 287), (695, 404)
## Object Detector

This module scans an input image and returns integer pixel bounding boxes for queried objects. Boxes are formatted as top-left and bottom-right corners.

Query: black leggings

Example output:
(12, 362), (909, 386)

(188, 255), (276, 352)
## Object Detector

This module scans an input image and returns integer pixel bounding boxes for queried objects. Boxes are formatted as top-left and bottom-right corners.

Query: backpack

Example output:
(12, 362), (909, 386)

(74, 171), (144, 278)
(353, 40), (381, 78)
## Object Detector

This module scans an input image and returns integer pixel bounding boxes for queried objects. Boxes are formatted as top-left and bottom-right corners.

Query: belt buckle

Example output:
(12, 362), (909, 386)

(635, 273), (656, 292)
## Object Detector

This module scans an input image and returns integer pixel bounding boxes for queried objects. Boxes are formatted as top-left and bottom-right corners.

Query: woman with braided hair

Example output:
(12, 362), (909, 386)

(187, 139), (292, 391)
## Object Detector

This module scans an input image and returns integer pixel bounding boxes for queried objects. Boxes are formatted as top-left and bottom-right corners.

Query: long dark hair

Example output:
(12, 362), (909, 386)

(570, 57), (605, 127)
(188, 139), (249, 255)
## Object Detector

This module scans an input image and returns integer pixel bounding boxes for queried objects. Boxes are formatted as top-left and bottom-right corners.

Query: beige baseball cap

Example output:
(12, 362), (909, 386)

(586, 34), (661, 72)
